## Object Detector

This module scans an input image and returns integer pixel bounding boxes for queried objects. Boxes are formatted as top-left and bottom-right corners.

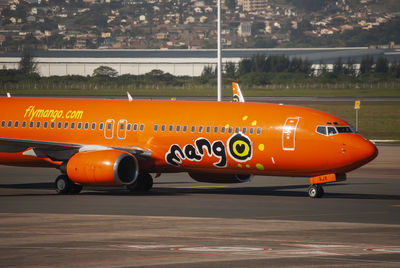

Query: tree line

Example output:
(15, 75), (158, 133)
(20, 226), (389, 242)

(1, 50), (399, 88)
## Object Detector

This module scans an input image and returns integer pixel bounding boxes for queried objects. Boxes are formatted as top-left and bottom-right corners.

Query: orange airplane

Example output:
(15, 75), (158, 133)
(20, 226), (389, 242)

(0, 92), (377, 198)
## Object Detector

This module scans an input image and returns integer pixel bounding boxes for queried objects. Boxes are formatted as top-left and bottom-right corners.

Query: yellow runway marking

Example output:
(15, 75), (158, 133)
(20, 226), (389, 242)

(393, 205), (400, 207)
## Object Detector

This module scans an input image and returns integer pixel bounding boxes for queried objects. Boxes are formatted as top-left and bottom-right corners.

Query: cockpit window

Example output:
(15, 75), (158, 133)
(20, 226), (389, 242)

(336, 126), (353, 133)
(316, 126), (327, 135)
(316, 125), (354, 136)
(327, 127), (337, 135)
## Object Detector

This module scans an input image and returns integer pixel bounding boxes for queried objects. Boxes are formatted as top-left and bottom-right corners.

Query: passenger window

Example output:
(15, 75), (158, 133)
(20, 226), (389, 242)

(71, 122), (75, 129)
(140, 124), (144, 131)
(64, 122), (69, 129)
(249, 127), (254, 135)
(14, 121), (19, 128)
(36, 121), (41, 128)
(30, 121), (34, 128)
(199, 126), (204, 133)
(154, 125), (159, 131)
(257, 128), (262, 135)
(119, 123), (124, 131)
(22, 121), (27, 128)
(43, 122), (48, 129)
(242, 127), (247, 134)
(1, 120), (5, 127)
(191, 126), (196, 133)
(235, 127), (240, 133)
(78, 122), (82, 129)
(99, 123), (104, 130)
(214, 126), (218, 133)
(57, 122), (62, 129)
(221, 126), (226, 134)
(161, 125), (166, 132)
(133, 124), (138, 131)
(176, 125), (181, 132)
(316, 126), (327, 135)
(7, 121), (12, 127)
(328, 127), (337, 135)
(127, 123), (132, 131)
(206, 126), (211, 133)
(168, 125), (173, 132)
(51, 122), (55, 129)
(92, 123), (96, 130)
(84, 123), (89, 130)
(228, 127), (233, 134)
(183, 125), (188, 132)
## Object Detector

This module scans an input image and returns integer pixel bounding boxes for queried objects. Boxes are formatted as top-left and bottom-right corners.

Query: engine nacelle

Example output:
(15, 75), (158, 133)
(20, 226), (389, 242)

(188, 172), (252, 184)
(66, 150), (138, 186)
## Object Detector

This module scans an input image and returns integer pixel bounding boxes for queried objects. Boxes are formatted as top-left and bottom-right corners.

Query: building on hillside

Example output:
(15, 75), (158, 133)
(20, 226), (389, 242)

(242, 0), (269, 13)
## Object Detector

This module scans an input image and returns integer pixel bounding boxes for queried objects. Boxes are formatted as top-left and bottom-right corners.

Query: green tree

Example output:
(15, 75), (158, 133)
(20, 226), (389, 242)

(238, 58), (252, 76)
(344, 58), (357, 77)
(251, 54), (267, 73)
(333, 57), (343, 75)
(224, 62), (237, 78)
(360, 55), (374, 74)
(375, 56), (389, 73)
(201, 65), (215, 78)
(18, 49), (37, 74)
(93, 66), (118, 77)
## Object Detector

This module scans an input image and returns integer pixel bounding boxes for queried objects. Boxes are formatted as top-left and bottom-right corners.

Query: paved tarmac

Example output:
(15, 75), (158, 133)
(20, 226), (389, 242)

(0, 146), (399, 267)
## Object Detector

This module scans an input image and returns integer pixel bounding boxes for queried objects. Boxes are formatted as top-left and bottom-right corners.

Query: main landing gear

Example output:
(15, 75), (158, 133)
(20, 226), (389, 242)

(127, 173), (153, 192)
(55, 175), (83, 194)
(308, 184), (324, 198)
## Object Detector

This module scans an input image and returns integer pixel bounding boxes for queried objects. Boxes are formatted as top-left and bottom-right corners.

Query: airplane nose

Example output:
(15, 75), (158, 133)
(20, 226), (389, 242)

(351, 136), (378, 167)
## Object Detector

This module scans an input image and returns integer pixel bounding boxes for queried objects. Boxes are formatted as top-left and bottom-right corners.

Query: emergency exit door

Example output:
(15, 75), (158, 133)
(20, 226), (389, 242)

(282, 117), (300, 151)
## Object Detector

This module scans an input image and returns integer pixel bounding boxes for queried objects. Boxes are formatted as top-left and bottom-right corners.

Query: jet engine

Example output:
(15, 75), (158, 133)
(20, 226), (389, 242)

(66, 150), (138, 186)
(188, 172), (252, 184)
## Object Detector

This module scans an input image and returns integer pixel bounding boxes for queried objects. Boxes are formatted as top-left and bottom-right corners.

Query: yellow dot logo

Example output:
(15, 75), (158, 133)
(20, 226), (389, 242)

(256, 163), (264, 170)
(258, 144), (264, 151)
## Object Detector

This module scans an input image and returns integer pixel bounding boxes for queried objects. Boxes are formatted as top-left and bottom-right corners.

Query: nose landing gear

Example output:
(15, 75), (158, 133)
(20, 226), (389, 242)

(308, 184), (324, 198)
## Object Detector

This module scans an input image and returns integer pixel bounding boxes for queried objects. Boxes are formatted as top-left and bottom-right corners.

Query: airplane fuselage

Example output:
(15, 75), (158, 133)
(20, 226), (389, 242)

(0, 97), (377, 180)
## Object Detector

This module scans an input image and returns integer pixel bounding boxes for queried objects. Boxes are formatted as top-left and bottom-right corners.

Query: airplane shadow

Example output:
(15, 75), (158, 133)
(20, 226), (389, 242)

(1, 182), (399, 200)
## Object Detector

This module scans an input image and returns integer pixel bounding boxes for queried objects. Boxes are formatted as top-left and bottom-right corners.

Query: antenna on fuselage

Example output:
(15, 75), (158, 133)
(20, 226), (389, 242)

(6, 92), (11, 98)
(126, 92), (133, 102)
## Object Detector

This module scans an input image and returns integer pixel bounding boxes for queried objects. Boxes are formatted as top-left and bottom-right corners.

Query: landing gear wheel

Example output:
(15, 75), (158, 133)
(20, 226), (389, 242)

(308, 184), (324, 198)
(55, 175), (71, 194)
(55, 175), (82, 194)
(127, 173), (153, 192)
(70, 183), (83, 194)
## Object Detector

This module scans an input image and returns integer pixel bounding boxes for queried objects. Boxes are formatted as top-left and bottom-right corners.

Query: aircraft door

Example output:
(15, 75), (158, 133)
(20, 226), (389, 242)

(104, 119), (114, 139)
(282, 117), (300, 151)
(117, 119), (127, 139)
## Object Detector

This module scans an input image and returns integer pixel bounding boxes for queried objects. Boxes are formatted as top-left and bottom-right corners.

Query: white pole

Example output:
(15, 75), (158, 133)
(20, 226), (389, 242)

(217, 0), (222, 102)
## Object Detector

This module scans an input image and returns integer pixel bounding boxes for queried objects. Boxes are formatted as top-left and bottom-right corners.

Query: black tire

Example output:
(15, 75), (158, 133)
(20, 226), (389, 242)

(55, 175), (71, 194)
(70, 183), (83, 194)
(127, 173), (153, 192)
(308, 185), (324, 198)
(141, 173), (153, 192)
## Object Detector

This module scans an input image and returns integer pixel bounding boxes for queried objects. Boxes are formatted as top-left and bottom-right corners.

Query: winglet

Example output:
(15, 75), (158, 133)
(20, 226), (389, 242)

(126, 91), (133, 102)
(232, 82), (245, 102)
(6, 92), (11, 98)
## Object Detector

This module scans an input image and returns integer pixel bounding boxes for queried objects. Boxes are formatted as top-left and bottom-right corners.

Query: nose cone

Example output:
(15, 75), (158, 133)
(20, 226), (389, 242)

(349, 136), (378, 170)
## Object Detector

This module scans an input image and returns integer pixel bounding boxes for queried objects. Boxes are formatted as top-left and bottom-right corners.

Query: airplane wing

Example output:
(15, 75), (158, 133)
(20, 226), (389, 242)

(0, 137), (151, 162)
(232, 82), (245, 102)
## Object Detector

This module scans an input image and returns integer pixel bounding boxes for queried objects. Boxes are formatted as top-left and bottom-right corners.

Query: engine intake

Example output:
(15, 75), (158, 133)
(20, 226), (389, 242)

(66, 150), (138, 186)
(189, 172), (252, 184)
